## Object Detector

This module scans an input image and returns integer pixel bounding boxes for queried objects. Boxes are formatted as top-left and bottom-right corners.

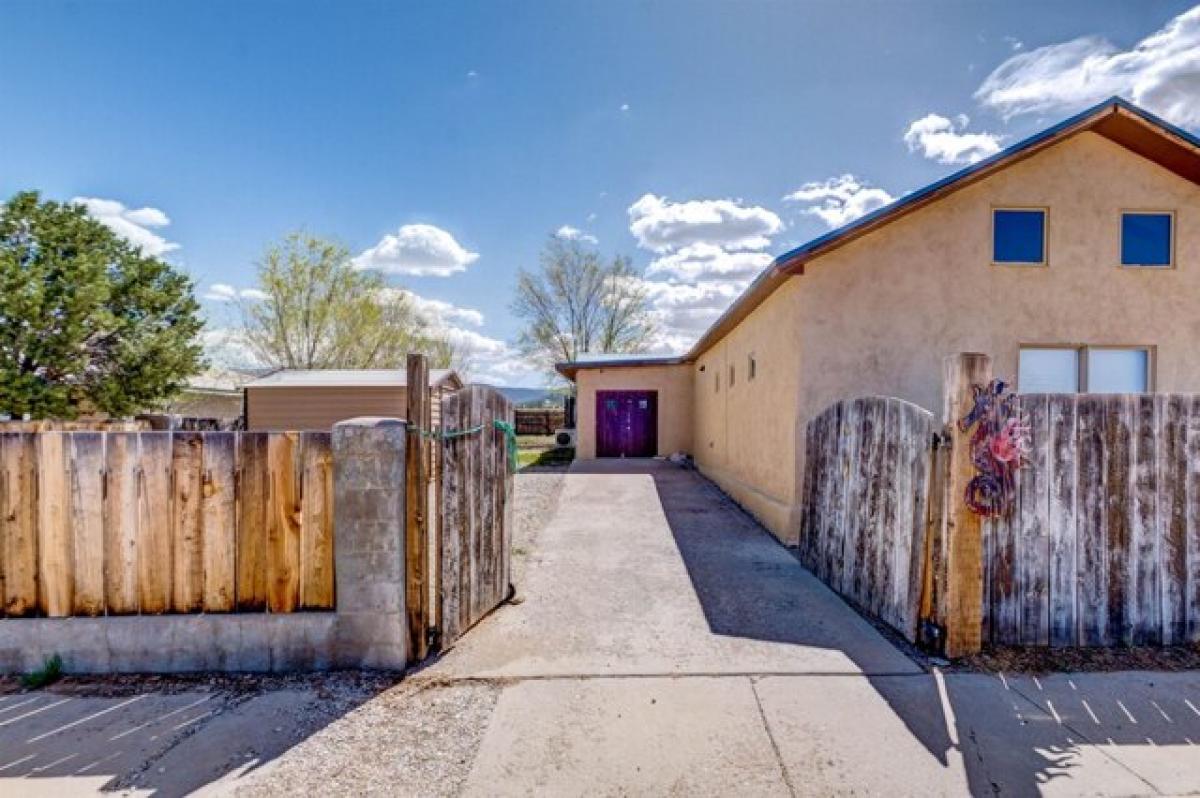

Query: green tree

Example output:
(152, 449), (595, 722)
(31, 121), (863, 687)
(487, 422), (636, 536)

(0, 191), (205, 419)
(241, 232), (453, 369)
(512, 236), (655, 375)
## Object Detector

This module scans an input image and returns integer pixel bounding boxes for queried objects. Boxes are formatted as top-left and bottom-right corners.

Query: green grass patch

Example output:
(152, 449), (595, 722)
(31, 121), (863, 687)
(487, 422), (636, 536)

(22, 654), (63, 689)
(518, 447), (574, 469)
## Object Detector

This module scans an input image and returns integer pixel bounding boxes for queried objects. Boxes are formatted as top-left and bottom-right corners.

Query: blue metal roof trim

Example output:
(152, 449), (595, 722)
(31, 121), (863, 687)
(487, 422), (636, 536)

(773, 96), (1198, 270)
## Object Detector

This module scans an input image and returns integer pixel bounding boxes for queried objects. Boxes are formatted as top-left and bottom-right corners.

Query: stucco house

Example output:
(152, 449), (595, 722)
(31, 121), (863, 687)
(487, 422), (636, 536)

(558, 97), (1200, 545)
(244, 368), (463, 430)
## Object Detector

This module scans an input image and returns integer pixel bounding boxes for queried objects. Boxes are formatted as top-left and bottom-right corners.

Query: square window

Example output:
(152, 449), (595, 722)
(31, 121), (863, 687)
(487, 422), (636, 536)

(1087, 348), (1149, 393)
(1121, 212), (1172, 267)
(1019, 348), (1079, 393)
(993, 209), (1046, 264)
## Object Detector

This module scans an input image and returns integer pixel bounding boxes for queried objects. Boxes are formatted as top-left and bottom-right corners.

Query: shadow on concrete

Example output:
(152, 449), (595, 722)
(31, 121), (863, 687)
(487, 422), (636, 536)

(572, 458), (1199, 796)
(0, 674), (397, 797)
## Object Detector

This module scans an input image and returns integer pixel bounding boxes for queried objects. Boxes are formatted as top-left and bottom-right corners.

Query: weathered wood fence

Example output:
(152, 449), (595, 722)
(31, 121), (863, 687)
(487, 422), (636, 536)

(983, 392), (1200, 648)
(800, 353), (1200, 656)
(799, 397), (936, 641)
(403, 355), (516, 658)
(0, 430), (334, 618)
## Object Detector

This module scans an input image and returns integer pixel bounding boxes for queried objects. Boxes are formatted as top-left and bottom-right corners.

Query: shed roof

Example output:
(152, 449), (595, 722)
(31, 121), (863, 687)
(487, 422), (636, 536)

(245, 368), (461, 389)
(559, 97), (1200, 381)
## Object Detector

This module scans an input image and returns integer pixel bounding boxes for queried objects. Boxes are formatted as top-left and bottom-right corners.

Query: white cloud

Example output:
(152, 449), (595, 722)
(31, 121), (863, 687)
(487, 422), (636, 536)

(903, 113), (1004, 165)
(353, 223), (479, 277)
(386, 289), (485, 328)
(975, 6), (1200, 127)
(627, 194), (783, 253)
(1004, 36), (1024, 52)
(72, 196), (179, 257)
(644, 242), (771, 281)
(783, 175), (895, 229)
(203, 283), (267, 302)
(554, 225), (598, 245)
(202, 327), (262, 369)
(620, 103), (630, 112)
(627, 193), (785, 354)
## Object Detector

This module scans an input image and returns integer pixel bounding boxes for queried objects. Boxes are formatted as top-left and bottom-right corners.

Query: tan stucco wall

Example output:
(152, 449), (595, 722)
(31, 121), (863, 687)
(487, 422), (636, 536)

(575, 365), (693, 459)
(694, 130), (1200, 545)
(692, 277), (805, 537)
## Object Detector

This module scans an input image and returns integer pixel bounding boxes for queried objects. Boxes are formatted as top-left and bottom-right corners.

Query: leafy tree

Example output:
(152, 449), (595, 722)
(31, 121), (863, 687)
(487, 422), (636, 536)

(241, 232), (453, 369)
(512, 236), (655, 375)
(0, 191), (205, 418)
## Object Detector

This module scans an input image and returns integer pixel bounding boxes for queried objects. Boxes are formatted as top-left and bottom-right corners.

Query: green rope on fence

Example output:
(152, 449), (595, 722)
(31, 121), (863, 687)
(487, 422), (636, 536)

(409, 419), (519, 472)
(492, 419), (519, 472)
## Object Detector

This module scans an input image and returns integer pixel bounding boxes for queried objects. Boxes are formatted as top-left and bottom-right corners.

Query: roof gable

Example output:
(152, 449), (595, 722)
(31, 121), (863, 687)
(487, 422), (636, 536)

(774, 97), (1200, 275)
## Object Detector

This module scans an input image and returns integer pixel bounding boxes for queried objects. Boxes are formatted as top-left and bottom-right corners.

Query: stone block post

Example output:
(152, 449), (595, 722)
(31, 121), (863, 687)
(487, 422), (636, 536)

(332, 417), (409, 669)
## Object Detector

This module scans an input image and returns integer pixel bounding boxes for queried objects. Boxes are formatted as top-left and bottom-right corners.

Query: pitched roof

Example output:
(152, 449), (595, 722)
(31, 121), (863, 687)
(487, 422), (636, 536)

(557, 97), (1200, 382)
(245, 368), (460, 389)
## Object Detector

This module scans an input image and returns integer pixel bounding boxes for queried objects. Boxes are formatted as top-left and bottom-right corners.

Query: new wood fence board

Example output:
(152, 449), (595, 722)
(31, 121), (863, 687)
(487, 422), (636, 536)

(171, 432), (205, 613)
(137, 433), (173, 614)
(104, 434), (140, 614)
(201, 433), (238, 612)
(1, 434), (39, 617)
(36, 432), (72, 617)
(299, 432), (335, 610)
(236, 433), (269, 611)
(266, 433), (301, 613)
(69, 433), (106, 616)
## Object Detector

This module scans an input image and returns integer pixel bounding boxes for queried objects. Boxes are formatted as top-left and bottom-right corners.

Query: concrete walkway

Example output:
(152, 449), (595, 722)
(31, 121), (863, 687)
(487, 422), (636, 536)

(437, 459), (1200, 797)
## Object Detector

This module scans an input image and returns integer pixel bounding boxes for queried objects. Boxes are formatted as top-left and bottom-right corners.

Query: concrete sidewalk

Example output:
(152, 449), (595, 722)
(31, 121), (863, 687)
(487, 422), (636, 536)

(440, 459), (1200, 797)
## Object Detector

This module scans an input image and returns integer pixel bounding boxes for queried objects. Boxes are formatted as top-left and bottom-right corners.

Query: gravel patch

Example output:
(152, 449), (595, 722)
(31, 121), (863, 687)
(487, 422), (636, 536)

(512, 469), (566, 588)
(224, 681), (501, 797)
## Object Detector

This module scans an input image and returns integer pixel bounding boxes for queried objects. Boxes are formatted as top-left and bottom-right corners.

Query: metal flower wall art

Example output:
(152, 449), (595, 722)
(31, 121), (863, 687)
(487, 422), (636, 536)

(957, 379), (1030, 518)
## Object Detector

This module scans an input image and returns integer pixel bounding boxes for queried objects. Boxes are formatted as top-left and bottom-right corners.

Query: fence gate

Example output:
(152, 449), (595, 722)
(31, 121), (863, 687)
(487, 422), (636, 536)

(437, 384), (515, 648)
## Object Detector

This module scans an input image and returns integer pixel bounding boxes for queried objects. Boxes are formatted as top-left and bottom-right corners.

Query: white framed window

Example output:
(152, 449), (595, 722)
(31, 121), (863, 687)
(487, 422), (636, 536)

(1018, 345), (1152, 394)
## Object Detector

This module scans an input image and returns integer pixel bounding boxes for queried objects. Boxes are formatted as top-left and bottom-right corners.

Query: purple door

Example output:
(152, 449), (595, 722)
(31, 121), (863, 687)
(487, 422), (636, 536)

(595, 390), (658, 458)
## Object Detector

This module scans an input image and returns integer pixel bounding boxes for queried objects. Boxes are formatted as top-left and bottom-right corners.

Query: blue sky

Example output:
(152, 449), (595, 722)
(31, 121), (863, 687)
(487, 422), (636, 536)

(3, 1), (1198, 385)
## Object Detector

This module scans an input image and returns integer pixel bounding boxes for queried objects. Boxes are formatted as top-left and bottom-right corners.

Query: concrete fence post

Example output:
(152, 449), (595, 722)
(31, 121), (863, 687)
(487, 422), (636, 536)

(332, 417), (409, 669)
(942, 353), (992, 658)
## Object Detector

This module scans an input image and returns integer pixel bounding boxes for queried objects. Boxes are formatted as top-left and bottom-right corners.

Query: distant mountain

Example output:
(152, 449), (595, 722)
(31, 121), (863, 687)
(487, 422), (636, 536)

(487, 386), (561, 407)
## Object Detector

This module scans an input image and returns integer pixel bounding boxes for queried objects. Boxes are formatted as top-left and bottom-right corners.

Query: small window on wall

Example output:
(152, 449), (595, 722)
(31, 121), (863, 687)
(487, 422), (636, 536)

(993, 208), (1046, 265)
(1018, 348), (1079, 393)
(748, 353), (757, 381)
(729, 365), (735, 387)
(1121, 212), (1172, 267)
(1087, 348), (1149, 393)
(715, 373), (720, 393)
(1018, 346), (1151, 394)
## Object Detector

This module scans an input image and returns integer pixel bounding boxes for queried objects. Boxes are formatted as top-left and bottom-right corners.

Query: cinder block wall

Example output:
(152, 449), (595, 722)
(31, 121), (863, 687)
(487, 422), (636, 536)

(0, 417), (410, 674)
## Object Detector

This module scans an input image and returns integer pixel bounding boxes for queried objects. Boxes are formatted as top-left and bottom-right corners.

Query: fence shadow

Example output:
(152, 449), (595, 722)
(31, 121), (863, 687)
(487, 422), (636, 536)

(570, 459), (1200, 796)
(0, 676), (397, 797)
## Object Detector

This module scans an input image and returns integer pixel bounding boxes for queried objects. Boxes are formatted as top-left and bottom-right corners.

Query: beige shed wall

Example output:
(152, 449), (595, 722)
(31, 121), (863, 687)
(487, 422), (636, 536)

(247, 386), (408, 431)
(575, 365), (693, 459)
